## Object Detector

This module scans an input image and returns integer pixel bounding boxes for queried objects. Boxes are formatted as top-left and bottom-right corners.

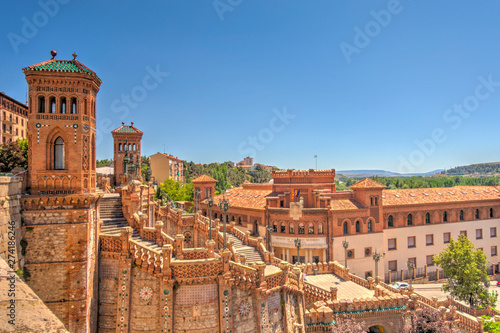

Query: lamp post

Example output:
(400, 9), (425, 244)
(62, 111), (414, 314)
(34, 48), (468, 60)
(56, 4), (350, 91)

(266, 225), (274, 253)
(372, 250), (385, 284)
(342, 239), (349, 268)
(219, 195), (229, 249)
(407, 260), (415, 289)
(294, 238), (301, 264)
(207, 196), (214, 241)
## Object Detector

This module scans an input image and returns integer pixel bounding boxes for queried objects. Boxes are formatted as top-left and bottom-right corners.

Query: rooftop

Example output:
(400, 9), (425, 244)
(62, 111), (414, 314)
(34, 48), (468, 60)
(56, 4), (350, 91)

(350, 178), (387, 190)
(212, 187), (273, 210)
(306, 273), (375, 300)
(111, 122), (143, 134)
(330, 199), (365, 211)
(192, 175), (217, 183)
(382, 186), (500, 206)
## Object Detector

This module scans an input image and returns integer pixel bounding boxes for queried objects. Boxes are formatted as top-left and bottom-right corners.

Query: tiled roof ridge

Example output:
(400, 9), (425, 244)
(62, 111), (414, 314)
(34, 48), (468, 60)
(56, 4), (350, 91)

(22, 58), (101, 82)
(383, 185), (499, 192)
(350, 178), (386, 189)
(192, 175), (216, 183)
(111, 124), (143, 134)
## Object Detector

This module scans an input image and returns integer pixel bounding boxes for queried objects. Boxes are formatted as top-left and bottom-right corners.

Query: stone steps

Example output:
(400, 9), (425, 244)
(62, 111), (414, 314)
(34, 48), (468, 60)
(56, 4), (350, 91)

(226, 233), (264, 263)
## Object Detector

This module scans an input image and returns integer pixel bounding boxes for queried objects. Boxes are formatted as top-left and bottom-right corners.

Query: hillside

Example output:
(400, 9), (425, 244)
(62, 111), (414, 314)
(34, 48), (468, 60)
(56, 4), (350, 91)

(440, 162), (500, 176)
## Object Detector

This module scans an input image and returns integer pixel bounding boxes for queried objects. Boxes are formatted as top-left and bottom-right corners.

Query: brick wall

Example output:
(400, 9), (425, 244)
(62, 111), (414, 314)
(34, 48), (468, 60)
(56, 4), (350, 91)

(0, 176), (23, 268)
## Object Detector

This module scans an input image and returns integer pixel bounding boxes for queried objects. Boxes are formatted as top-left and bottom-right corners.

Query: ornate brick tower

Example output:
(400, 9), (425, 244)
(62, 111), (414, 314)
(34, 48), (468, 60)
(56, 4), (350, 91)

(111, 122), (143, 185)
(21, 51), (102, 332)
(23, 50), (101, 195)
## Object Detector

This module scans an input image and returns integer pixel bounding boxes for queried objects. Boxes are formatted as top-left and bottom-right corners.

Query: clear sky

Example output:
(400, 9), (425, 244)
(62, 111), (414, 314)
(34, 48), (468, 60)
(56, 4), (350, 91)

(2, 1), (500, 173)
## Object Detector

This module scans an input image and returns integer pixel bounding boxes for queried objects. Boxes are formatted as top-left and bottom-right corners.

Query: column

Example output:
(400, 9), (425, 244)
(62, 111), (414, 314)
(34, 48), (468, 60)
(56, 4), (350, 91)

(322, 249), (326, 263)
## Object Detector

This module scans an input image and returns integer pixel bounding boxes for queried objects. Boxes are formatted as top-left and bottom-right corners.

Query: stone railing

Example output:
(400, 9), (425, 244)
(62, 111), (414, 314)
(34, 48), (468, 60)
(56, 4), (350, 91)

(265, 269), (286, 291)
(304, 282), (336, 302)
(229, 261), (262, 289)
(130, 239), (163, 274)
(170, 258), (224, 279)
(100, 234), (123, 252)
(182, 247), (211, 260)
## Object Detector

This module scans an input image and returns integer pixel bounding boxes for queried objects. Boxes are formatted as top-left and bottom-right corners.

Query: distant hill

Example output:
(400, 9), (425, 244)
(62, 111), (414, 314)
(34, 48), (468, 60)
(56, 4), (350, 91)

(337, 169), (444, 178)
(440, 162), (500, 176)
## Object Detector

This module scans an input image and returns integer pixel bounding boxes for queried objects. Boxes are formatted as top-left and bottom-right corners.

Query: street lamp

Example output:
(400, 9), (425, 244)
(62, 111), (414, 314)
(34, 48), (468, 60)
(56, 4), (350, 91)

(372, 250), (385, 284)
(207, 196), (214, 241)
(266, 225), (274, 253)
(294, 238), (301, 264)
(219, 195), (230, 249)
(407, 260), (415, 289)
(342, 239), (349, 268)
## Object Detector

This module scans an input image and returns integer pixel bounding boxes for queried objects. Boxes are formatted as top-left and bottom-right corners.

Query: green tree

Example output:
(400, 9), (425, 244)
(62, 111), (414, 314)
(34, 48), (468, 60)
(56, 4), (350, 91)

(160, 179), (193, 202)
(433, 235), (496, 308)
(0, 140), (27, 172)
(17, 138), (28, 167)
(481, 316), (500, 333)
(212, 164), (230, 194)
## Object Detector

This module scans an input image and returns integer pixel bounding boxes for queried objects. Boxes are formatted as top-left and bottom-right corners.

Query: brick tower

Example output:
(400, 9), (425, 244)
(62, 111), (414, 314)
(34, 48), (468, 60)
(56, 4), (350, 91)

(23, 50), (101, 194)
(21, 51), (102, 332)
(111, 122), (143, 185)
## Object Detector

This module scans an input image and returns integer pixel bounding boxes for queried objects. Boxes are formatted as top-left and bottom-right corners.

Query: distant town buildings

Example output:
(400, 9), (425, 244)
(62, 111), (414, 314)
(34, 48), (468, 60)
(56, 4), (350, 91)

(236, 156), (276, 172)
(150, 152), (184, 183)
(0, 91), (28, 143)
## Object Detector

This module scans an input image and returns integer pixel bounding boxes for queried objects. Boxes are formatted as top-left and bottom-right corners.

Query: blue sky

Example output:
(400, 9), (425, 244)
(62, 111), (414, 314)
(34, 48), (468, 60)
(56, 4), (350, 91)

(2, 1), (500, 173)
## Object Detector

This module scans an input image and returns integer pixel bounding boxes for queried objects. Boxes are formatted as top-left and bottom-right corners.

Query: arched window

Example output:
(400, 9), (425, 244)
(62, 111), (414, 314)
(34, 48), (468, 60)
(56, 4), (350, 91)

(388, 215), (393, 228)
(460, 210), (464, 221)
(281, 223), (286, 233)
(49, 97), (56, 113)
(407, 214), (413, 226)
(475, 209), (480, 220)
(84, 99), (88, 115)
(289, 223), (295, 234)
(318, 223), (324, 234)
(214, 213), (218, 219)
(272, 223), (277, 233)
(308, 223), (314, 234)
(425, 212), (431, 224)
(343, 221), (348, 235)
(70, 98), (77, 114)
(133, 144), (136, 151)
(119, 143), (122, 151)
(490, 208), (494, 218)
(367, 220), (372, 232)
(231, 216), (235, 222)
(443, 211), (448, 222)
(355, 220), (360, 233)
(238, 217), (242, 225)
(60, 97), (66, 114)
(38, 96), (45, 113)
(54, 137), (65, 170)
(298, 223), (305, 234)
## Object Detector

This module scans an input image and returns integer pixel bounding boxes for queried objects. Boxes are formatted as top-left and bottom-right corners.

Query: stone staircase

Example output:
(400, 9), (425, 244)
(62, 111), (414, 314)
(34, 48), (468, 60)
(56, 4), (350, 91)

(226, 232), (264, 263)
(100, 194), (161, 251)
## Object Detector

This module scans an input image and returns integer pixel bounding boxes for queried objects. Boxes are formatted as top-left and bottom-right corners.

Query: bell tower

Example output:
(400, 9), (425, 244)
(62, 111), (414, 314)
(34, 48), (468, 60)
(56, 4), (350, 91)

(23, 50), (102, 194)
(21, 51), (102, 332)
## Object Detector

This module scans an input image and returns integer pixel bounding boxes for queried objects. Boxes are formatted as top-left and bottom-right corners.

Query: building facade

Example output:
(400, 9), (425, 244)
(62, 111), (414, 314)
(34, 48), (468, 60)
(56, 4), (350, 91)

(111, 122), (143, 185)
(200, 169), (500, 280)
(150, 152), (184, 183)
(0, 91), (28, 143)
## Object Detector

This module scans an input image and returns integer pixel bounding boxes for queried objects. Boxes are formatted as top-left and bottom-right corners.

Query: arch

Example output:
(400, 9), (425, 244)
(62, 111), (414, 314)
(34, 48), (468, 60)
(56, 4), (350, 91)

(367, 220), (372, 232)
(272, 222), (277, 233)
(460, 210), (464, 221)
(407, 214), (413, 226)
(355, 220), (360, 233)
(37, 178), (45, 190)
(490, 208), (494, 218)
(231, 215), (235, 222)
(54, 177), (62, 189)
(366, 325), (385, 333)
(343, 221), (348, 235)
(83, 178), (88, 188)
(119, 143), (122, 151)
(60, 97), (67, 113)
(62, 177), (69, 189)
(425, 212), (431, 224)
(38, 95), (45, 113)
(289, 223), (295, 234)
(238, 216), (242, 225)
(318, 223), (324, 234)
(388, 215), (394, 228)
(54, 137), (65, 170)
(308, 223), (314, 234)
(443, 211), (448, 222)
(214, 213), (218, 219)
(280, 222), (286, 233)
(298, 223), (305, 234)
(475, 209), (480, 220)
(133, 143), (136, 151)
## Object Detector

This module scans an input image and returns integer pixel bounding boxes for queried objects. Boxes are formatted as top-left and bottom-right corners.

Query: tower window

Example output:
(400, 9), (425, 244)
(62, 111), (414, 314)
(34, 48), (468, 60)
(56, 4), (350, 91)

(49, 97), (56, 113)
(38, 96), (45, 113)
(60, 97), (67, 114)
(407, 214), (413, 226)
(54, 137), (65, 170)
(460, 210), (464, 221)
(388, 215), (394, 228)
(119, 143), (122, 151)
(425, 212), (431, 224)
(70, 98), (77, 114)
(443, 211), (448, 222)
(343, 221), (348, 235)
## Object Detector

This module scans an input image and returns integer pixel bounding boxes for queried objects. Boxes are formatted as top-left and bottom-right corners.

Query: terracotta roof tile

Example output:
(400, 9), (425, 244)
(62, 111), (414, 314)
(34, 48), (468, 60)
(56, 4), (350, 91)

(111, 124), (143, 134)
(330, 199), (365, 210)
(382, 186), (500, 206)
(350, 178), (386, 189)
(212, 187), (273, 210)
(192, 175), (216, 183)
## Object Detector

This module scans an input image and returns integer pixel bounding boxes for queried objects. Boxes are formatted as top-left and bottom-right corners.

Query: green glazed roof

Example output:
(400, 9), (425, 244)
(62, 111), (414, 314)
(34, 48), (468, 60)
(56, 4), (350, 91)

(23, 58), (101, 83)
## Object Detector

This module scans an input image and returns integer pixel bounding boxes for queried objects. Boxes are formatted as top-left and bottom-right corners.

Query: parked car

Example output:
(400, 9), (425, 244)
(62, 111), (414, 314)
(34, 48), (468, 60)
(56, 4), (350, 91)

(496, 280), (500, 287)
(393, 282), (410, 290)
